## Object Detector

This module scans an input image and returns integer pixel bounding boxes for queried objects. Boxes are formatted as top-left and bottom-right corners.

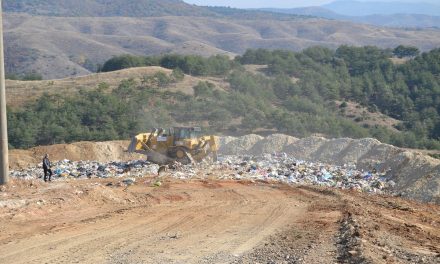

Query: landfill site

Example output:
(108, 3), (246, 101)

(1, 134), (440, 263)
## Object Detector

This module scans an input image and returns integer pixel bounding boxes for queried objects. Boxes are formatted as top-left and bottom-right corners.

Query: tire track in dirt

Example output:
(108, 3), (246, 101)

(0, 181), (308, 264)
(235, 184), (344, 264)
(1, 180), (438, 264)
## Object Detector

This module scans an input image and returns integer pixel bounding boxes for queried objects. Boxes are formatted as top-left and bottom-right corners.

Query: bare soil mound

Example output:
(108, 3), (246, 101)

(9, 140), (143, 169)
(249, 133), (298, 155)
(219, 134), (264, 155)
(310, 138), (353, 163)
(283, 136), (329, 159)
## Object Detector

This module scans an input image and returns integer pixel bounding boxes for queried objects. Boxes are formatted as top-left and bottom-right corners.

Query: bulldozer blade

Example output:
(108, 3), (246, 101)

(140, 142), (174, 165)
(128, 137), (174, 165)
(182, 150), (195, 165)
(146, 150), (174, 165)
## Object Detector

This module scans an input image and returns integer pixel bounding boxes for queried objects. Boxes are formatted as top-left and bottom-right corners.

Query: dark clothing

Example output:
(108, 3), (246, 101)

(43, 157), (51, 169)
(42, 157), (52, 182)
(44, 168), (53, 182)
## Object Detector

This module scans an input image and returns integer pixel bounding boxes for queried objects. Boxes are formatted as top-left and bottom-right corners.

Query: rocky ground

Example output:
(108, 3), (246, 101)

(2, 134), (439, 263)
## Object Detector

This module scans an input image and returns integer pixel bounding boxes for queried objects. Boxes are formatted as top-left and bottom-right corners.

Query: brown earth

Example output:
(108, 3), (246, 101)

(8, 140), (141, 170)
(5, 13), (440, 79)
(0, 176), (438, 264)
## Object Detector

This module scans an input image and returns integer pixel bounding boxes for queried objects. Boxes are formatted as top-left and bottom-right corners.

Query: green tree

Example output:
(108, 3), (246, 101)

(393, 45), (420, 58)
(193, 81), (215, 98)
(171, 68), (184, 82)
(101, 54), (145, 72)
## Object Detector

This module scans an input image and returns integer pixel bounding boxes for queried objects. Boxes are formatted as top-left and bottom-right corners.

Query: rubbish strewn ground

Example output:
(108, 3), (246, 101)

(3, 134), (440, 263)
(10, 154), (397, 196)
(0, 177), (438, 264)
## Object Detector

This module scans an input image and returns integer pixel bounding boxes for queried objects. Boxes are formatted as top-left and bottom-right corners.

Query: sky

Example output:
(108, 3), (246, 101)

(183, 0), (437, 9)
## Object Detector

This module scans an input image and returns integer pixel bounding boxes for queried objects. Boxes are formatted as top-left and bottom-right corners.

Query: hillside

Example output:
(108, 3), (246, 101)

(2, 0), (298, 20)
(3, 64), (401, 136)
(5, 14), (440, 79)
(5, 66), (229, 107)
(3, 0), (214, 17)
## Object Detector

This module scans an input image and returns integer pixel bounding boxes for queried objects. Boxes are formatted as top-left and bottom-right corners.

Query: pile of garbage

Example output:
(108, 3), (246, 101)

(10, 153), (396, 195)
(10, 159), (160, 180)
(215, 153), (396, 194)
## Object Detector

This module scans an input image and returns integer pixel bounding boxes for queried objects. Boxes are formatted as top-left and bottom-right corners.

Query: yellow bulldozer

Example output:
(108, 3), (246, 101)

(128, 127), (219, 165)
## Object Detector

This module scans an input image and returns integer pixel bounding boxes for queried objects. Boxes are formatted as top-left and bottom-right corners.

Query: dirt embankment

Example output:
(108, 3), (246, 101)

(9, 140), (143, 169)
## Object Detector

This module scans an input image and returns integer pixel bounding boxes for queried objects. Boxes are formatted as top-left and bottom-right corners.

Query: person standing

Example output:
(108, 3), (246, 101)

(42, 154), (53, 182)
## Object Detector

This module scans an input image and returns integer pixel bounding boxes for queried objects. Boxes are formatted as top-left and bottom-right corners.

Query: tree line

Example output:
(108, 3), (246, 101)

(100, 54), (235, 76)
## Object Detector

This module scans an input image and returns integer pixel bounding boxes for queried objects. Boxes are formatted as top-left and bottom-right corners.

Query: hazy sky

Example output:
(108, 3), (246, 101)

(183, 0), (437, 8)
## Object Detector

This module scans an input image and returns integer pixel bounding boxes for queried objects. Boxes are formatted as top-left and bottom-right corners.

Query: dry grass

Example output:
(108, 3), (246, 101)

(243, 65), (269, 76)
(336, 100), (402, 132)
(390, 57), (410, 65)
(5, 66), (230, 107)
(243, 65), (299, 83)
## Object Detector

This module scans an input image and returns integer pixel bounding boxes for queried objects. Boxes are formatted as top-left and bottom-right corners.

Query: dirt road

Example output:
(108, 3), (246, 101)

(0, 178), (439, 264)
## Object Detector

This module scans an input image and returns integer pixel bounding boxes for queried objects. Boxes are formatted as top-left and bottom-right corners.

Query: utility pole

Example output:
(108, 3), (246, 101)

(0, 0), (9, 185)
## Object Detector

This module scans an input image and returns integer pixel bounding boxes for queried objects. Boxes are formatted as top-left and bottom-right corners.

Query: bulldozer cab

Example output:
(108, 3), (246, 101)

(173, 127), (201, 141)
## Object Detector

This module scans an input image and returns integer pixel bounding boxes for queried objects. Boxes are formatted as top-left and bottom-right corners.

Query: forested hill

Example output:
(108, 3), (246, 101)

(8, 46), (440, 151)
(2, 0), (298, 19)
(3, 0), (214, 17)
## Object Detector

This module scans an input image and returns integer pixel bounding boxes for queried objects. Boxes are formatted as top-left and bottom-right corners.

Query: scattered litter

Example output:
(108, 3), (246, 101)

(122, 178), (136, 186)
(10, 153), (396, 195)
(10, 160), (159, 180)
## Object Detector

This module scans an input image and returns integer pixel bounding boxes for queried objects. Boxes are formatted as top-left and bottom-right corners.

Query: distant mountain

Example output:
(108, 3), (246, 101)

(355, 13), (440, 28)
(323, 0), (440, 16)
(260, 7), (343, 20)
(262, 7), (440, 28)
